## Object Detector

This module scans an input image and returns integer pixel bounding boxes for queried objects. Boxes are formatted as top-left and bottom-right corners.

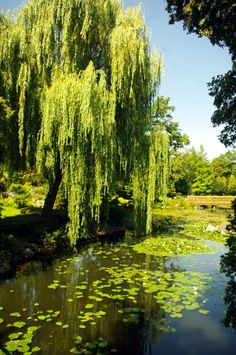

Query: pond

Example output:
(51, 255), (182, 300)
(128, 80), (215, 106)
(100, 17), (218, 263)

(0, 231), (236, 355)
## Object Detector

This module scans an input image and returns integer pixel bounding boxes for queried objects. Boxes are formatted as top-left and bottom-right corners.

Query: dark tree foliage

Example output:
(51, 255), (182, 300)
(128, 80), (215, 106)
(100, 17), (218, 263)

(166, 0), (236, 58)
(166, 0), (236, 147)
(208, 63), (236, 146)
(221, 233), (236, 329)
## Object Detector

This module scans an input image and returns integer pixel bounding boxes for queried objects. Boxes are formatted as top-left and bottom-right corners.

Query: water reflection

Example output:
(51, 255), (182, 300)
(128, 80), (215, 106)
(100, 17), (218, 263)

(0, 239), (236, 354)
(221, 236), (236, 329)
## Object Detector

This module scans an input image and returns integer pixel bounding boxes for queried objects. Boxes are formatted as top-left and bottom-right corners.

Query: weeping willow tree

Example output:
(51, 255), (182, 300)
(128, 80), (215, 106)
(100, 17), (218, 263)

(0, 0), (169, 243)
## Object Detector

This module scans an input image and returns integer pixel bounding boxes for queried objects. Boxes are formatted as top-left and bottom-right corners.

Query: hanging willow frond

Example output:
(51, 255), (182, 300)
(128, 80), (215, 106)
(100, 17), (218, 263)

(0, 0), (169, 243)
(37, 62), (116, 244)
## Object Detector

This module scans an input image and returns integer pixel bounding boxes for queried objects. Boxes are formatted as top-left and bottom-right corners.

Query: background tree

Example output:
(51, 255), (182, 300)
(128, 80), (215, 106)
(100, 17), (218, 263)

(228, 175), (236, 195)
(211, 176), (227, 195)
(171, 146), (213, 195)
(151, 96), (190, 152)
(0, 0), (169, 243)
(208, 65), (236, 146)
(166, 0), (236, 56)
(212, 150), (236, 179)
(211, 150), (236, 195)
(166, 0), (236, 147)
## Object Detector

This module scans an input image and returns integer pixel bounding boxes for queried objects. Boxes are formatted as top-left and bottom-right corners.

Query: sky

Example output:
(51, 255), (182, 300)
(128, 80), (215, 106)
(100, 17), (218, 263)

(0, 0), (233, 160)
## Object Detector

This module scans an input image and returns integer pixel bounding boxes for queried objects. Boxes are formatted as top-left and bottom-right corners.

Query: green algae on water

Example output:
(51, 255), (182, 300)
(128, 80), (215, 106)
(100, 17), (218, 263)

(133, 236), (212, 257)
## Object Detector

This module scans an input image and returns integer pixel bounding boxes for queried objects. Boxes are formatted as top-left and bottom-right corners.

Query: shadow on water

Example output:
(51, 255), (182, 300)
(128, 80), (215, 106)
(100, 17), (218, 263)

(152, 215), (186, 234)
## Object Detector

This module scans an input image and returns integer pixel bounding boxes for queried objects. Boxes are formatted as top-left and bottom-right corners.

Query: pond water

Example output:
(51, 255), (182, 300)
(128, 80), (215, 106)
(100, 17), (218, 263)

(0, 233), (236, 355)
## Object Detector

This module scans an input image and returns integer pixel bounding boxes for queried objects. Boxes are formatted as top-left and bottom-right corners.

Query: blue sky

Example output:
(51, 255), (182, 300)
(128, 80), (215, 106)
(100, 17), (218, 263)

(0, 0), (233, 160)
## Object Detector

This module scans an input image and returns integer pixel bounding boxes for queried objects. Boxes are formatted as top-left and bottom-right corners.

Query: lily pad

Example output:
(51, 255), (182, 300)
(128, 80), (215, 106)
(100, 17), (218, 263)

(8, 332), (22, 340)
(85, 304), (94, 309)
(32, 346), (41, 352)
(199, 309), (210, 315)
(12, 322), (26, 328)
(133, 237), (212, 257)
(75, 335), (83, 344)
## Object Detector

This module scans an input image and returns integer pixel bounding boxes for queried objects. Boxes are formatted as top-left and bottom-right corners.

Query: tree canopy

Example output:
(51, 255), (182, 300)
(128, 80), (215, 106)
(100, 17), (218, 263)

(170, 146), (213, 195)
(208, 63), (236, 147)
(166, 0), (236, 58)
(170, 147), (236, 196)
(151, 96), (189, 152)
(166, 0), (236, 147)
(0, 0), (169, 243)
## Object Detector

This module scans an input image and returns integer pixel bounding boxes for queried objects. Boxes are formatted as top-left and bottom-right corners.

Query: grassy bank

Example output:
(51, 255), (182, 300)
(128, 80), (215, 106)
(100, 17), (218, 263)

(154, 196), (232, 225)
(0, 184), (234, 279)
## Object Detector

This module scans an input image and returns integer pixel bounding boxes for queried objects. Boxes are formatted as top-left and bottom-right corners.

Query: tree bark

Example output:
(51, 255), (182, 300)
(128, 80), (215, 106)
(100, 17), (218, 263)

(42, 169), (62, 217)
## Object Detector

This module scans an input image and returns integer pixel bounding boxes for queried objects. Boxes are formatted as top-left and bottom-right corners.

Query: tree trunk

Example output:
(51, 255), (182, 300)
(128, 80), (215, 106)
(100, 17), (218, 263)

(42, 169), (62, 217)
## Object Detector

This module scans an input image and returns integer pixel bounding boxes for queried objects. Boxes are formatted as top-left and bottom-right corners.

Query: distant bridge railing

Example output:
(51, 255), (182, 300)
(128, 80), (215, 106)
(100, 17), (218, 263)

(186, 195), (235, 208)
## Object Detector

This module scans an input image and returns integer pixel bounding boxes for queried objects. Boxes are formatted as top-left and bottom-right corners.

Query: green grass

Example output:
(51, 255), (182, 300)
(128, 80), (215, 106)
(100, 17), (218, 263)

(154, 196), (231, 225)
(0, 174), (47, 218)
(152, 196), (232, 245)
(1, 206), (22, 218)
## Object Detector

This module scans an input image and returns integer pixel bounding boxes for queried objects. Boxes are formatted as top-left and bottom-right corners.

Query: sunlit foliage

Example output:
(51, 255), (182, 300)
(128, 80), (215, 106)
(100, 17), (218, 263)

(0, 0), (169, 242)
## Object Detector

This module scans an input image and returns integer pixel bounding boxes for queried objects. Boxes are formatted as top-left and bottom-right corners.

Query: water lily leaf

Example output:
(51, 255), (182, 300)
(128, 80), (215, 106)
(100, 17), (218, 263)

(86, 341), (97, 349)
(76, 285), (87, 290)
(17, 343), (30, 353)
(10, 312), (21, 317)
(53, 311), (61, 317)
(5, 341), (19, 352)
(56, 321), (63, 326)
(75, 335), (83, 344)
(0, 318), (4, 324)
(8, 332), (22, 340)
(199, 309), (210, 315)
(170, 313), (183, 318)
(31, 346), (41, 352)
(13, 321), (26, 328)
(28, 326), (39, 333)
(85, 304), (94, 309)
(48, 284), (59, 289)
(37, 315), (46, 320)
(99, 340), (108, 348)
